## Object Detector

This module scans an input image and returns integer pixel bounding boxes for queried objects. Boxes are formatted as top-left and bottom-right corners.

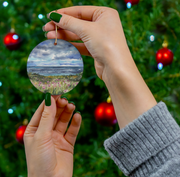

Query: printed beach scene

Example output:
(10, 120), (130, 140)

(27, 39), (84, 95)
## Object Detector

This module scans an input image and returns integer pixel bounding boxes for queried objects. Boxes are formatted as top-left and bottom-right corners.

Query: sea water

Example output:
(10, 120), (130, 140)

(27, 66), (83, 76)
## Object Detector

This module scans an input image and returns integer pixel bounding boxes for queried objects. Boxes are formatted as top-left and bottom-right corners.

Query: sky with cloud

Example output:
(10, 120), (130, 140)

(27, 39), (83, 67)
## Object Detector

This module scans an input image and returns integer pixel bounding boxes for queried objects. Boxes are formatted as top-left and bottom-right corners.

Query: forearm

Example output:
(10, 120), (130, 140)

(102, 49), (157, 129)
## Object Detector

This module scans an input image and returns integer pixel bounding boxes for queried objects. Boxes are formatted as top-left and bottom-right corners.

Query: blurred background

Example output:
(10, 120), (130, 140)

(0, 0), (180, 176)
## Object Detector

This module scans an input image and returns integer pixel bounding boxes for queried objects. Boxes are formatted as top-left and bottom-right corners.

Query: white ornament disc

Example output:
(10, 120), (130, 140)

(27, 39), (83, 95)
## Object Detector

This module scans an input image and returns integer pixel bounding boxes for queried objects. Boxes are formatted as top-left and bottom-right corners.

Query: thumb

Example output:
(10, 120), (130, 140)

(37, 94), (56, 135)
(48, 12), (90, 40)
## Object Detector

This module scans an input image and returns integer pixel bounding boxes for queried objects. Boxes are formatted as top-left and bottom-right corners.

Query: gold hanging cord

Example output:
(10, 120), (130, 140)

(54, 10), (58, 45)
(54, 25), (57, 45)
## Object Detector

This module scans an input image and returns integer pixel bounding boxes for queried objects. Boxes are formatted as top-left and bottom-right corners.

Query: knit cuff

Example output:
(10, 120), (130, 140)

(103, 101), (180, 176)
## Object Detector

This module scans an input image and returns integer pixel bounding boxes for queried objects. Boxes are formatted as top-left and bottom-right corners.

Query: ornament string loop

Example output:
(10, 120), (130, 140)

(54, 25), (57, 45)
(54, 9), (58, 45)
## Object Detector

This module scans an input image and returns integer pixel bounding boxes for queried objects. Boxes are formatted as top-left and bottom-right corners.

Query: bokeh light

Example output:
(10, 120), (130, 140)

(127, 2), (132, 8)
(38, 14), (43, 19)
(150, 35), (155, 42)
(12, 34), (19, 40)
(158, 63), (163, 70)
(8, 108), (13, 114)
(3, 1), (8, 7)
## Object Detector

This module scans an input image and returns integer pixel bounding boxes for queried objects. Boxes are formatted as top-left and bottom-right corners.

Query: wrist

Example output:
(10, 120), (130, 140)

(102, 50), (136, 89)
(102, 43), (135, 82)
(102, 54), (157, 129)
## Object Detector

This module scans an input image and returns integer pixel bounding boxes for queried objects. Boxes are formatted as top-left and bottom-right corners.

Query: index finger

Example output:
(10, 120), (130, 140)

(45, 6), (108, 32)
(27, 95), (60, 129)
(50, 5), (103, 21)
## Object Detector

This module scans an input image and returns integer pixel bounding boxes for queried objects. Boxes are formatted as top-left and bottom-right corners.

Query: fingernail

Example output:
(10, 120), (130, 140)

(44, 32), (47, 37)
(61, 96), (68, 101)
(76, 111), (81, 115)
(49, 12), (62, 23)
(42, 25), (45, 32)
(45, 92), (51, 106)
(69, 101), (75, 105)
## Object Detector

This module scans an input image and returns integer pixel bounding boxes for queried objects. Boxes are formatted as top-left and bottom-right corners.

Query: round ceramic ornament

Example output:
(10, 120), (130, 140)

(27, 38), (84, 95)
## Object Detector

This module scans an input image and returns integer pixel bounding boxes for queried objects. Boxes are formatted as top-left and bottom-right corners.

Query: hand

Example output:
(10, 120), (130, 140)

(43, 6), (132, 80)
(24, 95), (82, 177)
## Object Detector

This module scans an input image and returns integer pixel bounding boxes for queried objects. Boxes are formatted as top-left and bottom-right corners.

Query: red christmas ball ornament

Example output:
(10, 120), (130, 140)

(15, 125), (27, 144)
(4, 32), (21, 50)
(94, 102), (117, 126)
(156, 47), (174, 66)
(124, 0), (140, 5)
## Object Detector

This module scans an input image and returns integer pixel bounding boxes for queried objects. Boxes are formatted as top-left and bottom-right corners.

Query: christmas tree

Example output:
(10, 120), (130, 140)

(0, 0), (180, 176)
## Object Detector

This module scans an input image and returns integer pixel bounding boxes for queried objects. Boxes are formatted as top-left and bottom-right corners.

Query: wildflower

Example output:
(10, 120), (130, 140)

(43, 86), (45, 89)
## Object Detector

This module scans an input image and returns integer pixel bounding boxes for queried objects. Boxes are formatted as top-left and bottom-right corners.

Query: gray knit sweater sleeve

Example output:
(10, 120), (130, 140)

(103, 101), (180, 177)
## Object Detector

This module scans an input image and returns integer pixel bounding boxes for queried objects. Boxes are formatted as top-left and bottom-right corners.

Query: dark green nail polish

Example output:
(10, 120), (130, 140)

(76, 111), (81, 115)
(49, 12), (62, 23)
(61, 96), (68, 100)
(45, 92), (51, 106)
(69, 101), (75, 105)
